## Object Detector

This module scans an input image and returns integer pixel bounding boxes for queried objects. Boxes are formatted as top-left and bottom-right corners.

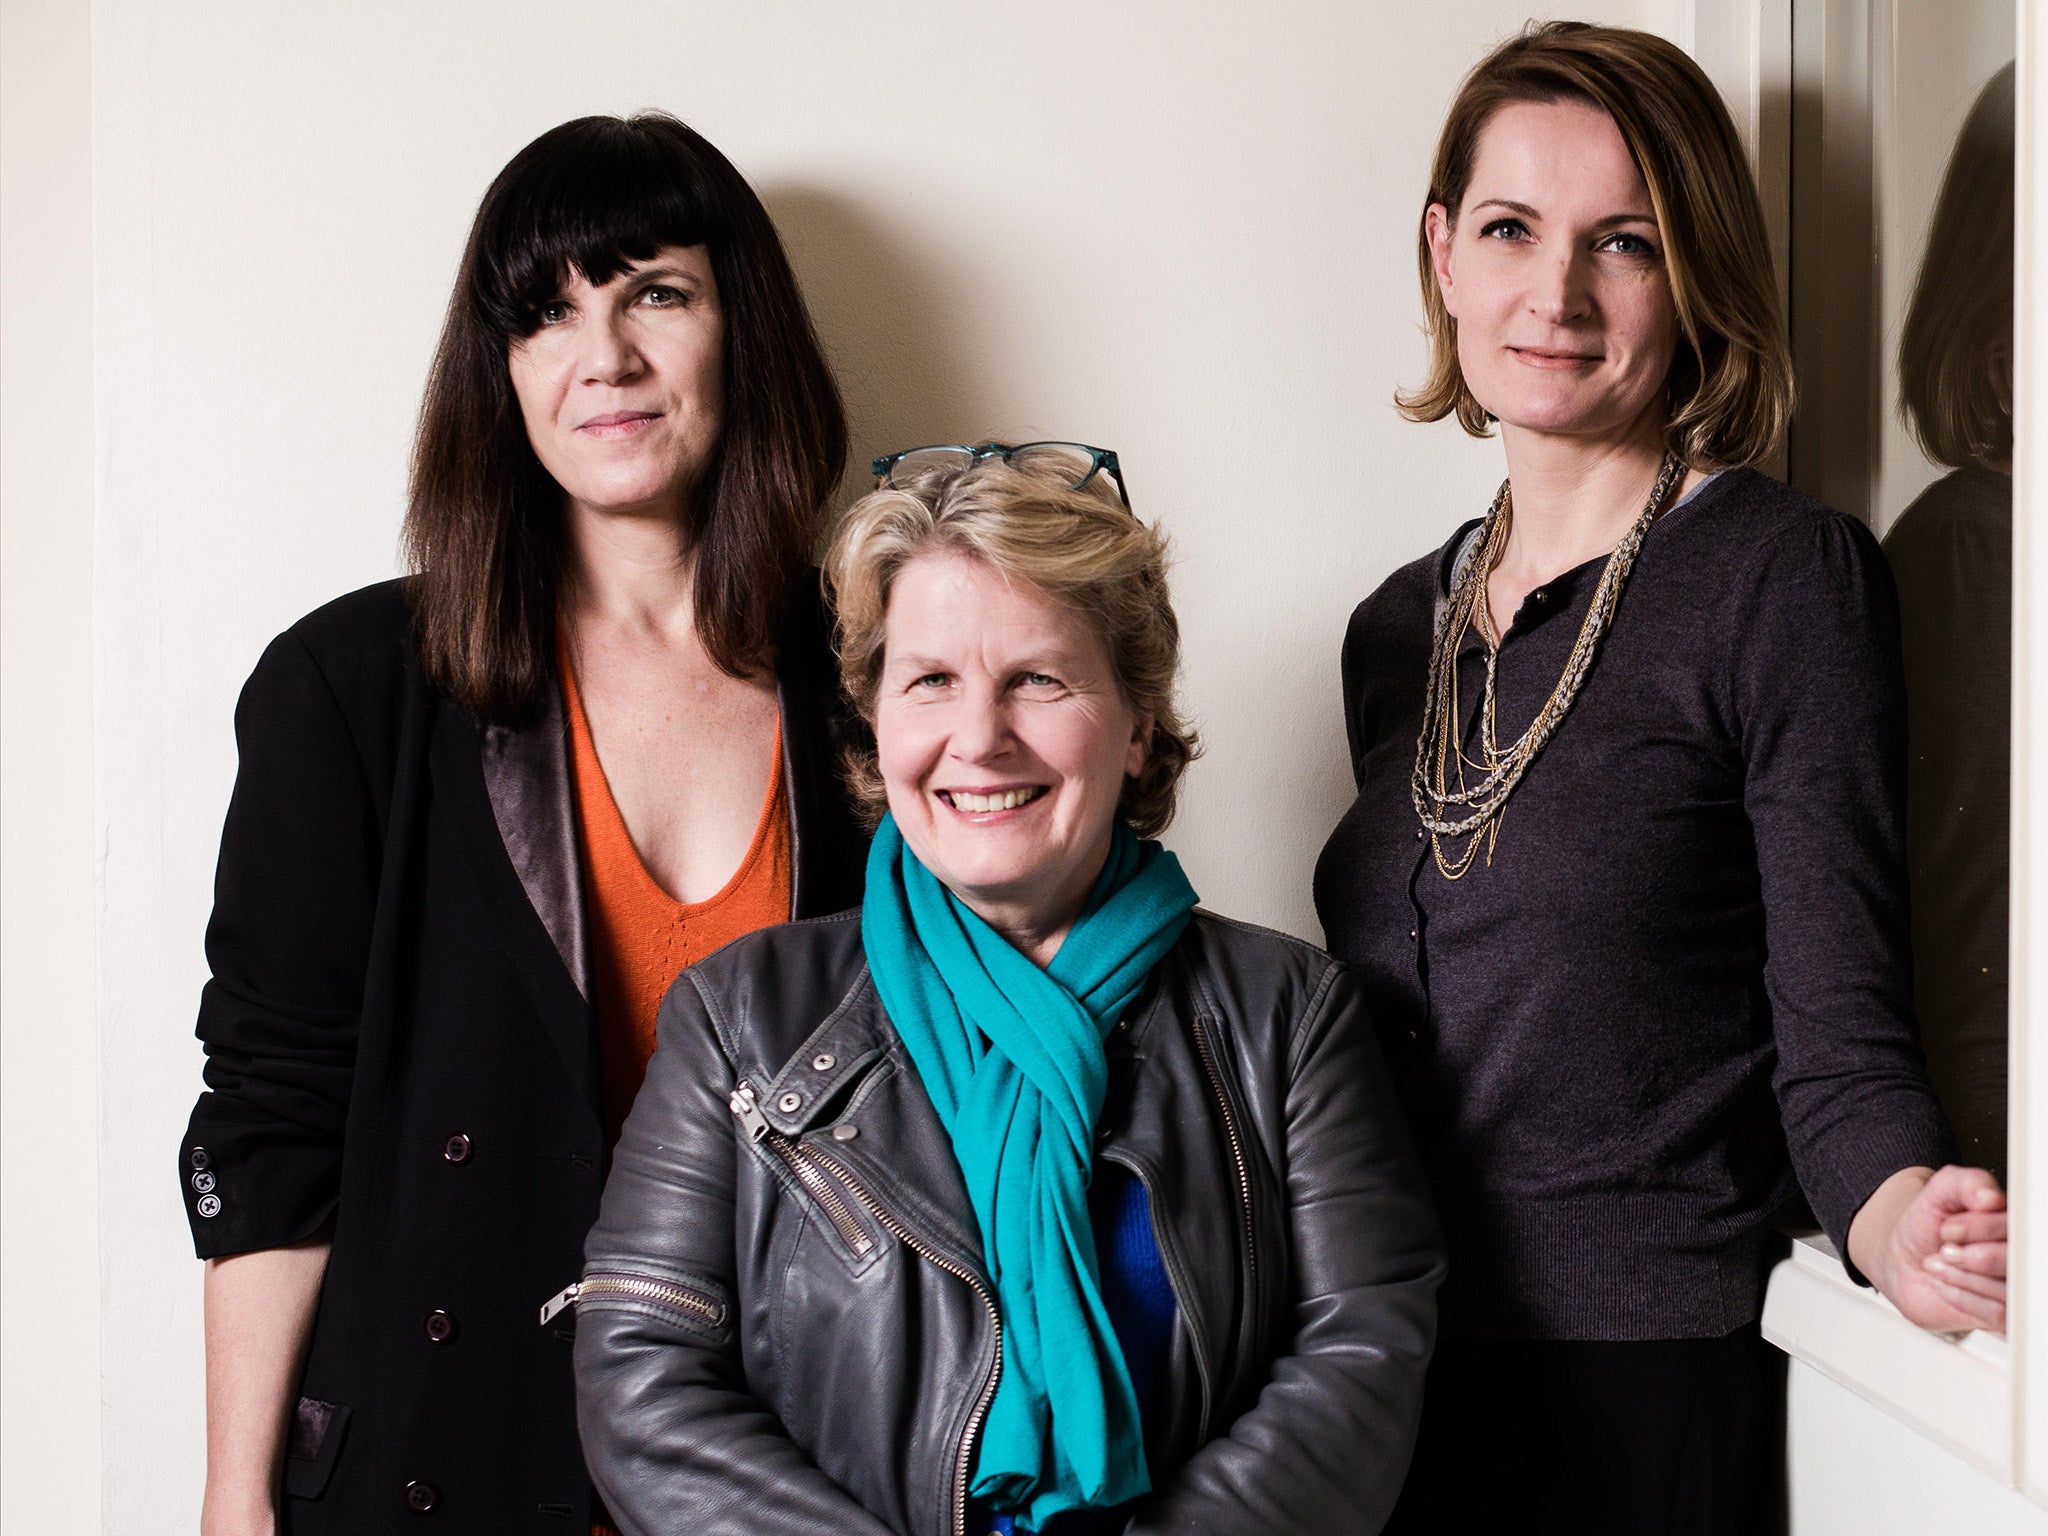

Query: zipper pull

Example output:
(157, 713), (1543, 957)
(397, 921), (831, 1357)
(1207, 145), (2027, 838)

(539, 1282), (580, 1326)
(729, 1081), (771, 1143)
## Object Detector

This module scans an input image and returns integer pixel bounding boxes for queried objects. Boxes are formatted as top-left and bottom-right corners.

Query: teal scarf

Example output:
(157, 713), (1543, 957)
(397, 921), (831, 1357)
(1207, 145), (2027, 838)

(862, 814), (1199, 1528)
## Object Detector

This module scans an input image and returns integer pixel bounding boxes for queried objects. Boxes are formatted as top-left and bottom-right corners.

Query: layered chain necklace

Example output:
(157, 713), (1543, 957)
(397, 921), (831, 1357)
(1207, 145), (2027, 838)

(1412, 452), (1684, 880)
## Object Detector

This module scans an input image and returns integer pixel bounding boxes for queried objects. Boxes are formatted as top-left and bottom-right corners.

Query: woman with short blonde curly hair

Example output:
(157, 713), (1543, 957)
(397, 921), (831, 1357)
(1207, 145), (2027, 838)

(574, 439), (1443, 1536)
(826, 446), (1198, 838)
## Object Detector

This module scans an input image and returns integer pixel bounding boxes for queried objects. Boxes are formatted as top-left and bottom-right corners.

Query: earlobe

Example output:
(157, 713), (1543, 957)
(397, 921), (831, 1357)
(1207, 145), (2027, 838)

(1125, 716), (1154, 781)
(1426, 203), (1459, 317)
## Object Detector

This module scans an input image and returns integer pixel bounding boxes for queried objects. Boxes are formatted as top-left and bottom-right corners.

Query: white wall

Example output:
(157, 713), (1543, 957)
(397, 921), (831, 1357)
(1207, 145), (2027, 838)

(0, 0), (2019, 1529)
(1, 0), (102, 1532)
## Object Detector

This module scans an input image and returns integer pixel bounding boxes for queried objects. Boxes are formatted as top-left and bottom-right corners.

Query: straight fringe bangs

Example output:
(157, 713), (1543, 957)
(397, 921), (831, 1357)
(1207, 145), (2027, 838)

(404, 113), (847, 724)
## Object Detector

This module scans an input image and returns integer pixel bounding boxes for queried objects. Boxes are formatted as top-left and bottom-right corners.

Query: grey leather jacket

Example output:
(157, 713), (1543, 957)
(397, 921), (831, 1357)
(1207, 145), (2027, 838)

(571, 908), (1444, 1536)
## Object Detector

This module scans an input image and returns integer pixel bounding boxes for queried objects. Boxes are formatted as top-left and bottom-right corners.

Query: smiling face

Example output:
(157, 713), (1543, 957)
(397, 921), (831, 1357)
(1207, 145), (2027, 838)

(874, 549), (1151, 958)
(1426, 97), (1682, 448)
(506, 244), (725, 525)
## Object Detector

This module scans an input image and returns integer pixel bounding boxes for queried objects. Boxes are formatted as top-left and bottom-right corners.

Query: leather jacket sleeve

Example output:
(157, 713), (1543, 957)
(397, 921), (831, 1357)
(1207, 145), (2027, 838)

(573, 968), (899, 1536)
(1130, 962), (1445, 1535)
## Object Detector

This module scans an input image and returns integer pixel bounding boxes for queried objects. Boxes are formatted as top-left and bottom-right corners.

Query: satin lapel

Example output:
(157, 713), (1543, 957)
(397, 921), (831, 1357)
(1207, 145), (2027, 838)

(480, 687), (591, 998)
(436, 698), (598, 1106)
(775, 578), (870, 920)
(775, 672), (804, 922)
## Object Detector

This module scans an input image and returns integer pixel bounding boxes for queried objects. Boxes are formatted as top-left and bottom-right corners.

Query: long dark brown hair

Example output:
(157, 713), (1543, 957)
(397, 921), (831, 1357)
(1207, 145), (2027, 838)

(404, 112), (847, 724)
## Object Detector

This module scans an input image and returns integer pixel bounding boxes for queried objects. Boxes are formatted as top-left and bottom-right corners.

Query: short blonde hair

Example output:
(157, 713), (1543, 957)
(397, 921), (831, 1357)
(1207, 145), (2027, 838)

(1398, 21), (1795, 469)
(824, 450), (1198, 838)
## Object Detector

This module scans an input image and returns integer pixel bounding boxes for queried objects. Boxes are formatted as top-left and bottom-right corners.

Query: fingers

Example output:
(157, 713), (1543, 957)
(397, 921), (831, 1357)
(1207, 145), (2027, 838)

(1927, 1164), (2006, 1214)
(1925, 1251), (2006, 1298)
(1936, 1239), (2007, 1280)
(1928, 1274), (2006, 1334)
(1939, 1210), (2008, 1246)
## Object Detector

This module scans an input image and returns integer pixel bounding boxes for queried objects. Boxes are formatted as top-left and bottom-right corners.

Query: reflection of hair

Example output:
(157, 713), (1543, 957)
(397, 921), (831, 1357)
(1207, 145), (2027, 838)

(825, 452), (1198, 838)
(1900, 63), (2015, 472)
(1399, 21), (1794, 468)
(404, 113), (847, 724)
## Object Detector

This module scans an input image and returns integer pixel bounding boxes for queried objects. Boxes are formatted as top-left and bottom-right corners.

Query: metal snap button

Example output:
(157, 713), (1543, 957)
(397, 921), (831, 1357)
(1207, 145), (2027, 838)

(404, 1479), (439, 1513)
(442, 1134), (472, 1165)
(831, 1123), (859, 1142)
(422, 1309), (458, 1344)
(192, 1171), (216, 1194)
(190, 1147), (210, 1171)
(196, 1193), (222, 1218)
(812, 1053), (836, 1072)
(776, 1092), (802, 1114)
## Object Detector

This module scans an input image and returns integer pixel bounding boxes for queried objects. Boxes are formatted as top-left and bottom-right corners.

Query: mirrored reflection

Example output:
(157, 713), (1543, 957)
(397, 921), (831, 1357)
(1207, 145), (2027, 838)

(1881, 59), (2013, 1181)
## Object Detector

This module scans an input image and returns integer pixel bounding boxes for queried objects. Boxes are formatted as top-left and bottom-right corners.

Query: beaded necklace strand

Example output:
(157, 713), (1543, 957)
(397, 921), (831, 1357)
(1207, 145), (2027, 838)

(1412, 451), (1684, 880)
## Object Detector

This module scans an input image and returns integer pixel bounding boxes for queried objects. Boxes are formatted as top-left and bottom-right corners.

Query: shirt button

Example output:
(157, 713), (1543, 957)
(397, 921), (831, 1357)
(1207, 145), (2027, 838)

(196, 1193), (222, 1219)
(442, 1134), (472, 1165)
(831, 1123), (859, 1142)
(404, 1480), (439, 1513)
(812, 1053), (837, 1072)
(777, 1092), (803, 1114)
(189, 1147), (211, 1172)
(1408, 929), (1418, 942)
(192, 1171), (216, 1194)
(422, 1309), (459, 1344)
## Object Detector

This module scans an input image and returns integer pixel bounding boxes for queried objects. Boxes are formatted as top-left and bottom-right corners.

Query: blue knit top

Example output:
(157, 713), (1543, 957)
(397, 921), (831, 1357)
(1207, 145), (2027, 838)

(980, 1161), (1178, 1535)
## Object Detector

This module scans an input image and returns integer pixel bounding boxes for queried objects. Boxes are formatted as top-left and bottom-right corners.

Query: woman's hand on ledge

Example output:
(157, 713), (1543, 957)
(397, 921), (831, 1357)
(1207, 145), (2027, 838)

(1846, 1164), (2007, 1336)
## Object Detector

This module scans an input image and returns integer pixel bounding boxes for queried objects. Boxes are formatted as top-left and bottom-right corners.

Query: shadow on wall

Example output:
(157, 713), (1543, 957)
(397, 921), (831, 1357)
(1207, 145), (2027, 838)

(761, 183), (1005, 517)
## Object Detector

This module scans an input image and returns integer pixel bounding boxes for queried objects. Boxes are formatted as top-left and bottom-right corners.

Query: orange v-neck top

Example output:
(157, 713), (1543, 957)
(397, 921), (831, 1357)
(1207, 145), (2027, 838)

(559, 634), (792, 1148)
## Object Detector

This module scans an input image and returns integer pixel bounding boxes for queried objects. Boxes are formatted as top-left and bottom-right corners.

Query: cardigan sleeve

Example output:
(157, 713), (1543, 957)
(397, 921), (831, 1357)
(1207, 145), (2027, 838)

(1731, 511), (1959, 1268)
(178, 629), (379, 1259)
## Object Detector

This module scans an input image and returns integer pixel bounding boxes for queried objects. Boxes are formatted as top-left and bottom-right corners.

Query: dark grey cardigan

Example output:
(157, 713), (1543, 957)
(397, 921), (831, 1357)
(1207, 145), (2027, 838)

(1315, 468), (1956, 1340)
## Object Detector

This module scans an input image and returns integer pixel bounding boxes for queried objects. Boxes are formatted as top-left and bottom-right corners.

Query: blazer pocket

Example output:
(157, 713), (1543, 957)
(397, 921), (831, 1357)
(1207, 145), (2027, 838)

(282, 1396), (350, 1500)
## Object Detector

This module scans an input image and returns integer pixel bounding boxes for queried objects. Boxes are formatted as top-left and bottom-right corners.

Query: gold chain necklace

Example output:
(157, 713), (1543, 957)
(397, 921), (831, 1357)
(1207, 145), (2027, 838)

(1411, 452), (1684, 880)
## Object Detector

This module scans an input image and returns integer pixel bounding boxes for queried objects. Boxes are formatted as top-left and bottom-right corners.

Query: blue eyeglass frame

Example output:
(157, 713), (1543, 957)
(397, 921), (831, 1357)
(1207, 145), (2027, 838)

(869, 440), (1131, 508)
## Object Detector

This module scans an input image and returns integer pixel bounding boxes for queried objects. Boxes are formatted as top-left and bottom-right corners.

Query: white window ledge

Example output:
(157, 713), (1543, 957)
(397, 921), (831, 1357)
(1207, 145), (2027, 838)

(1762, 1232), (2011, 1479)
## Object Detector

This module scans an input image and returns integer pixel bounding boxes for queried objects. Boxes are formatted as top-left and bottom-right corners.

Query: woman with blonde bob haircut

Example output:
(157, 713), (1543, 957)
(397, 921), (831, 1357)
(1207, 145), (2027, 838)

(1314, 22), (2006, 1533)
(574, 444), (1444, 1535)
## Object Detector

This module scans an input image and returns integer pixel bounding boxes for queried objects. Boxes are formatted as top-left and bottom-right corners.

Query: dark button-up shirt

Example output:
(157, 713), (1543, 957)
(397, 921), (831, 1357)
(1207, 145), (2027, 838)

(1314, 467), (1956, 1339)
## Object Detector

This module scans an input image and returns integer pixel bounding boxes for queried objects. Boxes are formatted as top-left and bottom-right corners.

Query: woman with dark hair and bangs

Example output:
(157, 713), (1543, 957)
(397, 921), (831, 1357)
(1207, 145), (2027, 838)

(180, 113), (868, 1535)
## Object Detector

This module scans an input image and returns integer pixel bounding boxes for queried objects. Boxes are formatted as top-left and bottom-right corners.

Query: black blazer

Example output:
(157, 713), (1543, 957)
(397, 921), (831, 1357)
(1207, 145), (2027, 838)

(178, 577), (868, 1533)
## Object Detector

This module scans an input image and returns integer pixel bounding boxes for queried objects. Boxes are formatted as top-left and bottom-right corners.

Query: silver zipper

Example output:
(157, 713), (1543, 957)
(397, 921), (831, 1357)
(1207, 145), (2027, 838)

(1189, 1013), (1257, 1292)
(731, 1082), (875, 1257)
(731, 1082), (1000, 1536)
(538, 1274), (725, 1328)
(813, 1144), (1001, 1536)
